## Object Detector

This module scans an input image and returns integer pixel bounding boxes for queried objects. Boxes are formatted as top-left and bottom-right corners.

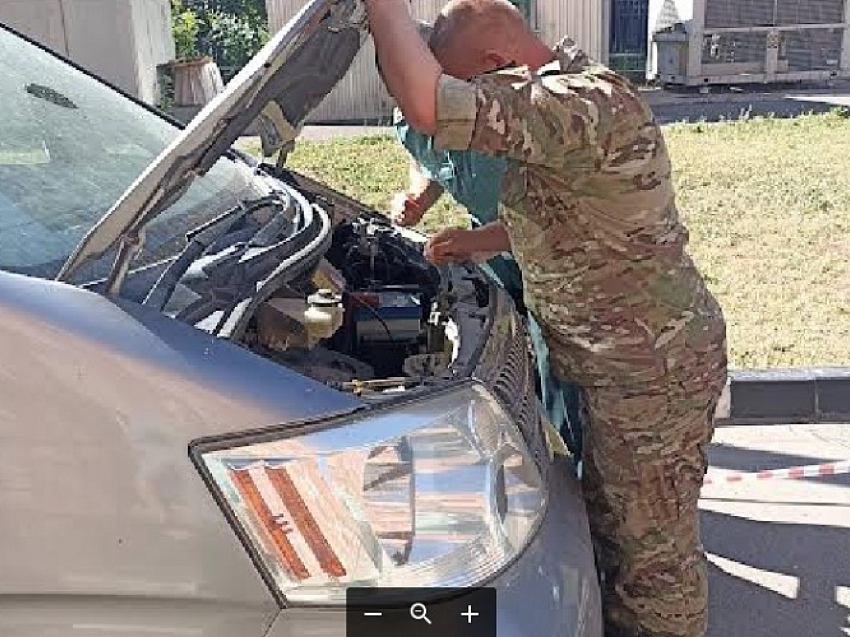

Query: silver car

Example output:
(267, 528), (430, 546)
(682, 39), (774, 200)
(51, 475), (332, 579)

(0, 1), (602, 635)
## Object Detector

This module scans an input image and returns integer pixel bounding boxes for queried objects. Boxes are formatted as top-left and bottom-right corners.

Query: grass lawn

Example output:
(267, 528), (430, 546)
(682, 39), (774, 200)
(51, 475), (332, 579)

(242, 111), (850, 369)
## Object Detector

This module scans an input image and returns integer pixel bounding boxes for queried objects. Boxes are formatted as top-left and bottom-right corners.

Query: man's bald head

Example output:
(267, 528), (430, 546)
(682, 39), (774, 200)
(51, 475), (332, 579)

(430, 0), (551, 79)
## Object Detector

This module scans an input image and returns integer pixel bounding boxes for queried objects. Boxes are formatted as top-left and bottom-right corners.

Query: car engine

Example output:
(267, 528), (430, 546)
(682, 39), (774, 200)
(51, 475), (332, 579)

(132, 170), (493, 399)
(241, 215), (484, 396)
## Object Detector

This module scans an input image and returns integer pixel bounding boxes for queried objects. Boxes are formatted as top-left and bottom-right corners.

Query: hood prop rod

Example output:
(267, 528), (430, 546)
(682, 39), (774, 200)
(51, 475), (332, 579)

(105, 229), (144, 298)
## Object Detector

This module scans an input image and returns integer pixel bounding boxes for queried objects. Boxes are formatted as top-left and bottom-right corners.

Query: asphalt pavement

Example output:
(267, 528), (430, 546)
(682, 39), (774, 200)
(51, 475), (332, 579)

(283, 81), (850, 142)
(702, 422), (850, 637)
(644, 82), (850, 124)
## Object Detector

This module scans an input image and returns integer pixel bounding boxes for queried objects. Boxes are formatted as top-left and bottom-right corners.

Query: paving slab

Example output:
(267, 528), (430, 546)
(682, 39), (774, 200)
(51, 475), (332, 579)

(702, 423), (850, 637)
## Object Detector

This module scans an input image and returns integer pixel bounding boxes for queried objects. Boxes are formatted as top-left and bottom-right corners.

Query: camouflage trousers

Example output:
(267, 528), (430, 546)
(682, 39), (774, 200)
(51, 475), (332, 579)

(574, 365), (726, 637)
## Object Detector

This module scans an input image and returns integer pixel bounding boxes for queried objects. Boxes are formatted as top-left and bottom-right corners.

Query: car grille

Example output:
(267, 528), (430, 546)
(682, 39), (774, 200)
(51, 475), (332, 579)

(474, 304), (548, 468)
(492, 322), (538, 430)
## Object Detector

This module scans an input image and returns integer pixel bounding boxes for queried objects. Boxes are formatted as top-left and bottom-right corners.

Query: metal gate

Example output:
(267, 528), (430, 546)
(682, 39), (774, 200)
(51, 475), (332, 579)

(610, 0), (650, 77)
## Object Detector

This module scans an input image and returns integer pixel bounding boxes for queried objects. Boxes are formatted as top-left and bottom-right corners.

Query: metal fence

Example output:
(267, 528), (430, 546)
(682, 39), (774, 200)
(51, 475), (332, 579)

(609, 0), (650, 76)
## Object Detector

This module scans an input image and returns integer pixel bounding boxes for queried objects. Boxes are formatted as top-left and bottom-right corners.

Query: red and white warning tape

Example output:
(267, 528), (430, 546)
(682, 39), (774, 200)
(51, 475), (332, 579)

(703, 459), (850, 486)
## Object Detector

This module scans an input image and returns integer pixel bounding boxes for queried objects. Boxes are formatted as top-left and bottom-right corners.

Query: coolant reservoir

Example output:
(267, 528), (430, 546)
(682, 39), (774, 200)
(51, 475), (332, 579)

(305, 289), (344, 344)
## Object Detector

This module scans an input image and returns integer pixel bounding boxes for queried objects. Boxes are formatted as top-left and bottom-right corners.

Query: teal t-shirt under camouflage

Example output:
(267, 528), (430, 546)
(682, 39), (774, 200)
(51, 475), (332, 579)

(393, 111), (525, 299)
(394, 112), (581, 454)
(393, 110), (506, 228)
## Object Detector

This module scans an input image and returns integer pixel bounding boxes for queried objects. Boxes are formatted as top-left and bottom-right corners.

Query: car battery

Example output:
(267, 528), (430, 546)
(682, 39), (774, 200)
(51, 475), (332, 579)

(349, 289), (423, 344)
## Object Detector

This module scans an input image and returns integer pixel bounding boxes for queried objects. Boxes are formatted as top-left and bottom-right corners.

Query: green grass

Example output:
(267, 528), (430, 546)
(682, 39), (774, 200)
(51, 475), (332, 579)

(241, 111), (850, 369)
(664, 112), (850, 369)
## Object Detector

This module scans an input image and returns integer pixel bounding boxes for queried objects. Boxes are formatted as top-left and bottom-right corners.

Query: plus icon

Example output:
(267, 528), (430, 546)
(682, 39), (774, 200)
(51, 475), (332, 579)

(461, 605), (479, 624)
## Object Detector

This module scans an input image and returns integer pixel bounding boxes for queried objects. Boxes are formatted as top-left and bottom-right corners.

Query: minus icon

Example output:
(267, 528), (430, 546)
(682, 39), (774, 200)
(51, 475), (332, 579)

(364, 612), (383, 616)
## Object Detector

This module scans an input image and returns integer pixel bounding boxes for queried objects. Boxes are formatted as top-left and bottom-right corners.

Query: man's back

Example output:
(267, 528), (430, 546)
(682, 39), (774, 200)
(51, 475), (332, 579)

(435, 38), (726, 389)
(367, 3), (727, 633)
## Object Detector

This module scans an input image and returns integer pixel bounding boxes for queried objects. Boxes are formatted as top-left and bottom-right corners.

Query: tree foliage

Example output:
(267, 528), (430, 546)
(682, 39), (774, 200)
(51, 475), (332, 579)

(171, 0), (269, 77)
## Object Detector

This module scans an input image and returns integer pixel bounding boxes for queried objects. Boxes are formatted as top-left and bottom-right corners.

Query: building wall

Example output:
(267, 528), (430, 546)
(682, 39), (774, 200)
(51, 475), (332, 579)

(0, 0), (68, 55)
(267, 0), (610, 122)
(537, 0), (610, 67)
(0, 0), (174, 104)
(130, 0), (176, 104)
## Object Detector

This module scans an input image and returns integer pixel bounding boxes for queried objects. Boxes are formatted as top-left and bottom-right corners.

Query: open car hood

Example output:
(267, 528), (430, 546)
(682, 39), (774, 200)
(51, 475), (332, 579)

(56, 0), (368, 287)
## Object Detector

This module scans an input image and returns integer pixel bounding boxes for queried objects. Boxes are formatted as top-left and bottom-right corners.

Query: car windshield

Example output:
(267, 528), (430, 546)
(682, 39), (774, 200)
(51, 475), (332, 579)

(0, 26), (262, 283)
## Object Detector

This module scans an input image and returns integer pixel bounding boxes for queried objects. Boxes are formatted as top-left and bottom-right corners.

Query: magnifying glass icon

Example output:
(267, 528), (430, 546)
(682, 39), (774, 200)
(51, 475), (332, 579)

(410, 602), (432, 625)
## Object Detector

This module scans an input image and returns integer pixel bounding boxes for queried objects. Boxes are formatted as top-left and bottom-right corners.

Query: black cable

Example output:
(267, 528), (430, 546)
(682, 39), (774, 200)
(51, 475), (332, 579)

(346, 293), (396, 348)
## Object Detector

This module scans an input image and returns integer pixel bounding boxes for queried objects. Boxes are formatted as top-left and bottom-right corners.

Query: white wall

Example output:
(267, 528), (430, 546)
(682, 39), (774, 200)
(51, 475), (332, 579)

(267, 0), (610, 122)
(0, 0), (175, 104)
(130, 0), (175, 103)
(0, 0), (68, 54)
(537, 0), (610, 63)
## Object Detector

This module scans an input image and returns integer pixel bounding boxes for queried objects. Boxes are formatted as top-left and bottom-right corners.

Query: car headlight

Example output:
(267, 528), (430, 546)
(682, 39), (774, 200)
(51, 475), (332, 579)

(197, 383), (546, 604)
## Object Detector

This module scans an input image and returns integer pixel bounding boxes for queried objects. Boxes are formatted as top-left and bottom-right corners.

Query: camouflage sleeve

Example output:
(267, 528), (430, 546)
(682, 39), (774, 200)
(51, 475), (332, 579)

(433, 73), (592, 168)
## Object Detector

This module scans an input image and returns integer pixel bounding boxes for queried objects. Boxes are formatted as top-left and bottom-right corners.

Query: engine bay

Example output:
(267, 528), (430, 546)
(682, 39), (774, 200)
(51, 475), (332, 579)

(130, 171), (495, 399)
(242, 215), (491, 397)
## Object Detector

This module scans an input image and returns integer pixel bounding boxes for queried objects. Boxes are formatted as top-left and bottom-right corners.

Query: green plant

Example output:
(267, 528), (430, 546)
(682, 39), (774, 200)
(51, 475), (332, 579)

(171, 0), (201, 61)
(156, 63), (175, 110)
(170, 0), (269, 75)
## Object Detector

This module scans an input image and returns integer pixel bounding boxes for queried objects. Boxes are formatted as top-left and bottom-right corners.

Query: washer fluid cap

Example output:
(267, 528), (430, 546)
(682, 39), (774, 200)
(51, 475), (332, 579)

(308, 289), (343, 307)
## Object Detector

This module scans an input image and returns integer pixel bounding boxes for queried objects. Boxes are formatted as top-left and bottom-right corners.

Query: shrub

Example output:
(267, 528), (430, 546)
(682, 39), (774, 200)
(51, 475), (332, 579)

(200, 8), (269, 77)
(171, 0), (201, 60)
(170, 0), (269, 76)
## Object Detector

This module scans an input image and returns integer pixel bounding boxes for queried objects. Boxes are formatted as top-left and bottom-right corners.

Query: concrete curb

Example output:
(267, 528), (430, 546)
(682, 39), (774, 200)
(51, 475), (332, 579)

(716, 367), (850, 425)
(638, 83), (850, 108)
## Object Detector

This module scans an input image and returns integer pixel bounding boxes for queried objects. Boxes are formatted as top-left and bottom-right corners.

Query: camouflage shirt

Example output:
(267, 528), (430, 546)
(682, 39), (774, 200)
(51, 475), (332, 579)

(434, 38), (726, 388)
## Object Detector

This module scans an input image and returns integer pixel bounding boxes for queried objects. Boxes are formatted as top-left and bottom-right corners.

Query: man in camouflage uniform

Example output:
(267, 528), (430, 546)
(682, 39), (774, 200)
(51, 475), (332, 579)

(366, 0), (728, 635)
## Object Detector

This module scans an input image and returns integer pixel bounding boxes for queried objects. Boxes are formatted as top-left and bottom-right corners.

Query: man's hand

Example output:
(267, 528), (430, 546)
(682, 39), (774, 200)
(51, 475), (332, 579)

(391, 169), (443, 226)
(425, 222), (512, 264)
(424, 227), (476, 264)
(390, 192), (427, 226)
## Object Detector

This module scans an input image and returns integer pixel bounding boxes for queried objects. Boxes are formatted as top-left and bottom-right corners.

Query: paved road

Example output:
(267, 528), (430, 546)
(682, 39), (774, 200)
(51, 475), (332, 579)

(648, 87), (850, 124)
(299, 125), (391, 141)
(283, 83), (850, 141)
(702, 422), (850, 637)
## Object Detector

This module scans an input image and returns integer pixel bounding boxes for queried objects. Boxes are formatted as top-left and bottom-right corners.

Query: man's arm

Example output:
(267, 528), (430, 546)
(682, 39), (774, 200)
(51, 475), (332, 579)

(391, 159), (444, 226)
(366, 0), (441, 134)
(408, 159), (444, 209)
(468, 222), (511, 253)
(368, 0), (607, 168)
